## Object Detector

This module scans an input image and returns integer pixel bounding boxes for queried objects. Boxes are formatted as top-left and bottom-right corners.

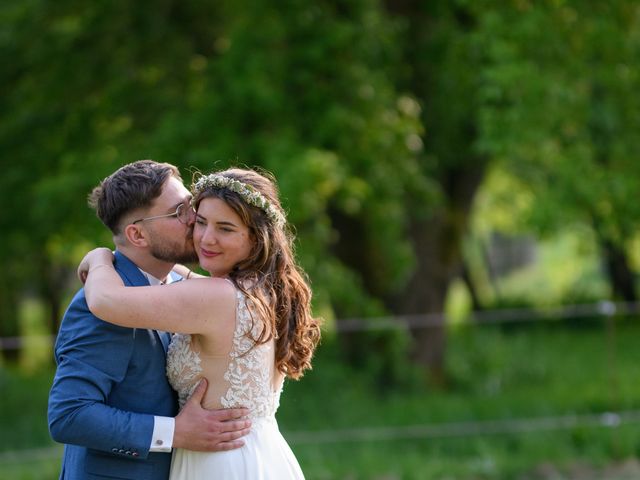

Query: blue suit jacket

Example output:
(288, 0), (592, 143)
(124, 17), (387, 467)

(48, 251), (179, 480)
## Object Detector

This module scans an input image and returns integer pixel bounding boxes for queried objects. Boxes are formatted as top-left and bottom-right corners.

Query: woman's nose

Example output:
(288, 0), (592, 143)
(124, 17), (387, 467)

(202, 227), (217, 245)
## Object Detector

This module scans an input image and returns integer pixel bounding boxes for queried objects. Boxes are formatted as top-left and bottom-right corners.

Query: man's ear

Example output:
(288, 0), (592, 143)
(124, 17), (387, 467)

(123, 224), (150, 248)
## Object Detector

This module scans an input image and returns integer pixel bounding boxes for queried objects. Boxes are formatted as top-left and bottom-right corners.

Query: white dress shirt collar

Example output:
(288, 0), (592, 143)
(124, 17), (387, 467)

(139, 269), (177, 286)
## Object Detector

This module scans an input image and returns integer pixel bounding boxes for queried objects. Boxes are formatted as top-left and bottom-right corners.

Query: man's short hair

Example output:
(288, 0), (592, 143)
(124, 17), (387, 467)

(88, 160), (181, 234)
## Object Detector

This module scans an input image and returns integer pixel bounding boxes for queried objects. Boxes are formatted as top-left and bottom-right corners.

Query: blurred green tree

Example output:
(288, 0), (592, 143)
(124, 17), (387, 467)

(0, 0), (427, 372)
(376, 0), (492, 382)
(0, 0), (229, 356)
(3, 0), (637, 386)
(476, 0), (640, 301)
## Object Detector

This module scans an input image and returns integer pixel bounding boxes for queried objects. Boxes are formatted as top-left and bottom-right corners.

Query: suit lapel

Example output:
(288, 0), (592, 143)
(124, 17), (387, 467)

(158, 271), (183, 351)
(158, 331), (171, 352)
(113, 250), (172, 353)
(113, 250), (150, 288)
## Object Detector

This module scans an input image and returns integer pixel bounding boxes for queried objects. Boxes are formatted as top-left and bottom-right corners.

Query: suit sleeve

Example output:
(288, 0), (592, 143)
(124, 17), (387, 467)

(48, 293), (155, 459)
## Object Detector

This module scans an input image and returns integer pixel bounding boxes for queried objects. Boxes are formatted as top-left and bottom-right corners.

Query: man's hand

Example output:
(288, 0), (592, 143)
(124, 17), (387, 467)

(173, 379), (251, 451)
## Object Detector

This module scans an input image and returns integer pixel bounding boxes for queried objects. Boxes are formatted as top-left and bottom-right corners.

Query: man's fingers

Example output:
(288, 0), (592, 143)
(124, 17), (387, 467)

(187, 378), (208, 404)
(218, 428), (252, 442)
(209, 407), (250, 421)
(216, 440), (246, 451)
(218, 419), (251, 433)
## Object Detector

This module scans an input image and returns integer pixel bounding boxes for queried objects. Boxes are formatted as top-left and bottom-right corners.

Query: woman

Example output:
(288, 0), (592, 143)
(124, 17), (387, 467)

(79, 168), (321, 479)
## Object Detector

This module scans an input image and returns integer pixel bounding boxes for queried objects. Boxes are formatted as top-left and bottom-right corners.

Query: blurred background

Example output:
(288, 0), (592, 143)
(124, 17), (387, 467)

(2, 1), (640, 478)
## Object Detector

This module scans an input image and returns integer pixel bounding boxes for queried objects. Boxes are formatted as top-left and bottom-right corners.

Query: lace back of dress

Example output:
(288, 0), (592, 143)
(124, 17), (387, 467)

(166, 333), (202, 409)
(220, 289), (283, 419)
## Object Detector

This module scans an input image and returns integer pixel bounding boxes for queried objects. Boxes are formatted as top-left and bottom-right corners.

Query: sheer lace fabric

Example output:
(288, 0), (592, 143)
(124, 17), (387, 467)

(165, 286), (303, 479)
(166, 288), (284, 418)
(166, 333), (202, 408)
(167, 290), (304, 480)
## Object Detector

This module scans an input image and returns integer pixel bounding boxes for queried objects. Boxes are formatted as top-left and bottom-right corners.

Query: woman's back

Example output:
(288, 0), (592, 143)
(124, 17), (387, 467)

(166, 286), (303, 480)
(166, 287), (285, 417)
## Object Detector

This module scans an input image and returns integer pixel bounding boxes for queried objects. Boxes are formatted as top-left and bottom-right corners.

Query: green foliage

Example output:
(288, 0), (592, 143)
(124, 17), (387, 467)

(0, 367), (53, 451)
(144, 0), (426, 311)
(475, 0), (640, 242)
(3, 0), (640, 379)
(1, 0), (426, 329)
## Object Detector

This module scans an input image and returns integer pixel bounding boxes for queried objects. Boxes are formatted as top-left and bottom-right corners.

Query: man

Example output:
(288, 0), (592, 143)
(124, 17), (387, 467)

(48, 160), (250, 480)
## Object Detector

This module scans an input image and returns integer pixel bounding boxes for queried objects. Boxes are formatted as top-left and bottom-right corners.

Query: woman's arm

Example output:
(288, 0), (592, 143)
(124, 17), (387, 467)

(79, 248), (235, 334)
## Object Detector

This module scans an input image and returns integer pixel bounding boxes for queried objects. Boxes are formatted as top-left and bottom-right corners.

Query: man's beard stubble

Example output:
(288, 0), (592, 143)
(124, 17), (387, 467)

(149, 230), (199, 264)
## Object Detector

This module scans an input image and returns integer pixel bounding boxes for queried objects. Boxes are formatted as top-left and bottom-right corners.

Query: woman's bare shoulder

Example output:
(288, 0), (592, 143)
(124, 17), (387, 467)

(186, 277), (238, 319)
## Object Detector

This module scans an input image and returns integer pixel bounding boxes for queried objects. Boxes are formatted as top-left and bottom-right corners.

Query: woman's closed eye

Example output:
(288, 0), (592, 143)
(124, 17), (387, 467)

(194, 217), (235, 232)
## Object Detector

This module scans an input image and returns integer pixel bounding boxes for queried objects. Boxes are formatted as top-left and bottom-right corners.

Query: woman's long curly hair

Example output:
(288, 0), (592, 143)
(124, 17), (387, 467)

(192, 168), (321, 379)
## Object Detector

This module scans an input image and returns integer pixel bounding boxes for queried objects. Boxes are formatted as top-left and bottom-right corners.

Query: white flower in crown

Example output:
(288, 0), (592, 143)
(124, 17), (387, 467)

(193, 174), (286, 227)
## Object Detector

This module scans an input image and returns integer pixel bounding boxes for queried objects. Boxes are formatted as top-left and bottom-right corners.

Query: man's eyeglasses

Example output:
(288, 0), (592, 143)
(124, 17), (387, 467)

(132, 203), (195, 225)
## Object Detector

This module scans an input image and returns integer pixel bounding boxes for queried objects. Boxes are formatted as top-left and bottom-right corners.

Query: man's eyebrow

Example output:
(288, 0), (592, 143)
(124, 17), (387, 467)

(162, 203), (179, 214)
(169, 198), (191, 211)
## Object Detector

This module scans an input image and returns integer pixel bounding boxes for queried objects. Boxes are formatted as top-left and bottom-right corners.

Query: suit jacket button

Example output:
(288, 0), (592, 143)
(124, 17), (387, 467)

(125, 451), (132, 455)
(132, 452), (139, 457)
(118, 449), (125, 454)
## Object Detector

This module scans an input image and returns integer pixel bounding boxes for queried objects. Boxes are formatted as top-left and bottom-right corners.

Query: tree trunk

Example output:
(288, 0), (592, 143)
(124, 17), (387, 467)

(587, 83), (636, 303)
(600, 237), (637, 302)
(397, 210), (456, 385)
(461, 258), (483, 312)
(392, 164), (486, 384)
(0, 277), (21, 363)
(45, 288), (63, 337)
(38, 258), (69, 339)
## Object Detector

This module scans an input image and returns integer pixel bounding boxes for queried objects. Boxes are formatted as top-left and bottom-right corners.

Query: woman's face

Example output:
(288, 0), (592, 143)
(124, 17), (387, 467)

(193, 197), (253, 277)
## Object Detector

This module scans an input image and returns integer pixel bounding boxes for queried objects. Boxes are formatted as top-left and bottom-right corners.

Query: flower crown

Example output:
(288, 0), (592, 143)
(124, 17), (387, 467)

(192, 174), (286, 227)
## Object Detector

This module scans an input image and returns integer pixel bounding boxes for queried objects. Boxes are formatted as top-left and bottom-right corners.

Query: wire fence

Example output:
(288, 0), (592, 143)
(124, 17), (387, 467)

(2, 300), (639, 466)
(2, 300), (638, 352)
(285, 410), (640, 445)
(2, 409), (640, 466)
(333, 300), (639, 332)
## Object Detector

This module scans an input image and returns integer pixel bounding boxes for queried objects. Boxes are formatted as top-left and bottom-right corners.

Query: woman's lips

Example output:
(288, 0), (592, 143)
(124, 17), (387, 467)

(200, 248), (221, 258)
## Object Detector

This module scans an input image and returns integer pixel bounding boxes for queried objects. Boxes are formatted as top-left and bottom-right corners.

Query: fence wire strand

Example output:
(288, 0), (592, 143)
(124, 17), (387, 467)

(1, 410), (639, 462)
(285, 410), (640, 445)
(2, 301), (639, 350)
(2, 300), (640, 462)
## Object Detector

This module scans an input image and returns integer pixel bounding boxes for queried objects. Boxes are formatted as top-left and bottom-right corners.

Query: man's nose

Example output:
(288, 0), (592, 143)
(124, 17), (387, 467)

(186, 206), (197, 225)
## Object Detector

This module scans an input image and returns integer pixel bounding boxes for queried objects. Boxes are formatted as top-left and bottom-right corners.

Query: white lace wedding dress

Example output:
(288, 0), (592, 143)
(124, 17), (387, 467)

(166, 288), (304, 479)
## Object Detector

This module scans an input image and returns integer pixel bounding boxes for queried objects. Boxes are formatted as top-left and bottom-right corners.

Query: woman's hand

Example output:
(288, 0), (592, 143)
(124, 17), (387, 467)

(77, 248), (115, 284)
(172, 263), (193, 279)
(172, 264), (206, 280)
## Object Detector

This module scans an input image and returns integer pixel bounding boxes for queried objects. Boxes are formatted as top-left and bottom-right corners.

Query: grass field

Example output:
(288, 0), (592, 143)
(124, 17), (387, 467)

(2, 317), (640, 479)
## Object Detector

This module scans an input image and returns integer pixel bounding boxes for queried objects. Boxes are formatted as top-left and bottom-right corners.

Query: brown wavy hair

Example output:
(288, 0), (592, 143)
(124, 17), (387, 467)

(192, 168), (321, 379)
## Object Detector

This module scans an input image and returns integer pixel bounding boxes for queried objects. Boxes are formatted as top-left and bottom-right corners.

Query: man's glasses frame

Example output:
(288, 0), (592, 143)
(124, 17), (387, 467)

(132, 203), (195, 225)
